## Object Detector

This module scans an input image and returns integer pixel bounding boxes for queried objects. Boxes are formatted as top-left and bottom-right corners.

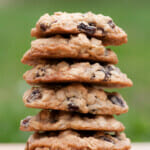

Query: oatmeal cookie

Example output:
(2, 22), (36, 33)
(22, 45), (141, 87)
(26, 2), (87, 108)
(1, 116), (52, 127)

(25, 130), (131, 150)
(31, 12), (127, 46)
(21, 34), (118, 65)
(23, 61), (133, 88)
(23, 84), (128, 115)
(20, 109), (124, 132)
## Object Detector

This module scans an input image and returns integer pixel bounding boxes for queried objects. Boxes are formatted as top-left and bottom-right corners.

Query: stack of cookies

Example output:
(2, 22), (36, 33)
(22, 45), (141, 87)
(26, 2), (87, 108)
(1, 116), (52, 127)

(20, 12), (133, 150)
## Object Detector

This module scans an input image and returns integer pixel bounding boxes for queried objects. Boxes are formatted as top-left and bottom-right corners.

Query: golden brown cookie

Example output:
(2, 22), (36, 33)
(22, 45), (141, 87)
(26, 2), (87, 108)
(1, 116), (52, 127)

(23, 61), (133, 88)
(21, 34), (118, 65)
(20, 109), (125, 132)
(23, 84), (128, 115)
(25, 130), (131, 150)
(31, 12), (127, 46)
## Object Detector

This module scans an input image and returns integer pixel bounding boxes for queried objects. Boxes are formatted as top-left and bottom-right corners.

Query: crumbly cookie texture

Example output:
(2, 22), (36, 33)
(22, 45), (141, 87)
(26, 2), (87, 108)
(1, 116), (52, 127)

(23, 84), (128, 115)
(23, 61), (133, 88)
(22, 49), (118, 66)
(25, 130), (131, 150)
(21, 34), (118, 65)
(31, 12), (127, 46)
(20, 109), (124, 132)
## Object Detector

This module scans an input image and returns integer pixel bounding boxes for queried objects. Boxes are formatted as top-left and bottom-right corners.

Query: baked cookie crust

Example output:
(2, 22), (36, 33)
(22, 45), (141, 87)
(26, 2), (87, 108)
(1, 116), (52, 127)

(20, 109), (125, 132)
(23, 61), (133, 88)
(31, 12), (127, 46)
(23, 84), (128, 115)
(25, 130), (131, 150)
(21, 34), (118, 65)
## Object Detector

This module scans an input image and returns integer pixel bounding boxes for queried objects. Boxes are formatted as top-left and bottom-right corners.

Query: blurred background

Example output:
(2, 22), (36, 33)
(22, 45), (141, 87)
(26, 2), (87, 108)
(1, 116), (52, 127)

(0, 0), (150, 143)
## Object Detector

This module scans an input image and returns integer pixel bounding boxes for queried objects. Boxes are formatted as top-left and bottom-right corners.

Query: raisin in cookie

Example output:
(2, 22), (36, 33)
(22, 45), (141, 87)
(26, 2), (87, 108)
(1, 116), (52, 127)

(21, 34), (118, 65)
(20, 109), (124, 132)
(25, 130), (131, 150)
(23, 61), (133, 88)
(31, 12), (127, 46)
(23, 84), (128, 115)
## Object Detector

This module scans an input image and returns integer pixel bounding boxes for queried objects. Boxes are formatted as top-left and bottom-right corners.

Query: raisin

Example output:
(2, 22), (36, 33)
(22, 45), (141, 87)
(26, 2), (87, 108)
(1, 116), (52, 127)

(36, 67), (46, 78)
(22, 117), (30, 127)
(40, 23), (48, 31)
(90, 109), (96, 113)
(101, 69), (111, 81)
(99, 136), (114, 143)
(102, 65), (114, 81)
(68, 103), (79, 111)
(77, 23), (96, 35)
(95, 95), (98, 99)
(27, 88), (42, 103)
(104, 72), (112, 81)
(36, 73), (40, 78)
(108, 94), (125, 107)
(90, 73), (96, 80)
(108, 20), (115, 29)
(40, 24), (46, 31)
(105, 65), (114, 72)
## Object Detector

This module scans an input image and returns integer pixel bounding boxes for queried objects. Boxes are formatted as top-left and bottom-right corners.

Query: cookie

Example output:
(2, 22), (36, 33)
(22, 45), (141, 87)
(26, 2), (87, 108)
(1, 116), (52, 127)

(23, 61), (133, 88)
(20, 109), (124, 132)
(21, 34), (118, 65)
(23, 84), (128, 115)
(22, 49), (118, 66)
(25, 130), (131, 150)
(31, 12), (127, 46)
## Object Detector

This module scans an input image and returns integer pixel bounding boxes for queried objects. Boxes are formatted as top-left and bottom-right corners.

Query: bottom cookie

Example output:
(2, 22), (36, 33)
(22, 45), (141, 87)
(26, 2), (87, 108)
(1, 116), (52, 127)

(25, 130), (131, 150)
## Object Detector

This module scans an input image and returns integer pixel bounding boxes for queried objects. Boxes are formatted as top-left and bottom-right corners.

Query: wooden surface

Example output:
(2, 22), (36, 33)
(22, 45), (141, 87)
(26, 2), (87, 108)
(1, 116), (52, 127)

(0, 143), (150, 149)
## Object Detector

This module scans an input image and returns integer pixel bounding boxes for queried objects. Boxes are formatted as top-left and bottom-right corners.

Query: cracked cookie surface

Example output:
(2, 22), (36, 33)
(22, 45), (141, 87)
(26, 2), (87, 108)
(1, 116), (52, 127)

(20, 109), (124, 132)
(23, 84), (128, 115)
(25, 130), (131, 150)
(22, 34), (118, 65)
(23, 61), (133, 88)
(31, 12), (127, 46)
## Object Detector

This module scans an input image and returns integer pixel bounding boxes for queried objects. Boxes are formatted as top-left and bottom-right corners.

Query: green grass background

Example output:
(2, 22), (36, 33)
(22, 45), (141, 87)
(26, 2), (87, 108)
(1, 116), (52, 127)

(0, 0), (150, 142)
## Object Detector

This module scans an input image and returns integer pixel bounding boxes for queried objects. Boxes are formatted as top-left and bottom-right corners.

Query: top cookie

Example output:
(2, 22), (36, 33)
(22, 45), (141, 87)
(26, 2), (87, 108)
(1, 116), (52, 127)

(31, 12), (127, 46)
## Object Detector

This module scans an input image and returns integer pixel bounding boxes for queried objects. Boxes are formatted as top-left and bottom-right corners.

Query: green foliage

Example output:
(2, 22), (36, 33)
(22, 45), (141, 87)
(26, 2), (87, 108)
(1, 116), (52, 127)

(0, 0), (150, 142)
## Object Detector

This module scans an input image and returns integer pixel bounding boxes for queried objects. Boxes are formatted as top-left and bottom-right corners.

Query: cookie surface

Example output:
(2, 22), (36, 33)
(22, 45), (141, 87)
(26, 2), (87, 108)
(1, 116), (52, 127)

(23, 84), (128, 115)
(21, 34), (118, 65)
(20, 109), (124, 132)
(23, 61), (133, 88)
(25, 130), (131, 150)
(31, 12), (127, 46)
